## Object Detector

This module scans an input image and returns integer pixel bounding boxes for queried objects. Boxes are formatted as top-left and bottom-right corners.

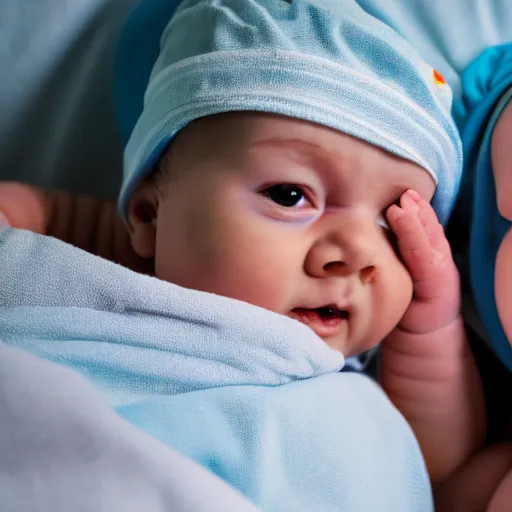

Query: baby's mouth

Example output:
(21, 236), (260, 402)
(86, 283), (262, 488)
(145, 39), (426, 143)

(288, 306), (350, 339)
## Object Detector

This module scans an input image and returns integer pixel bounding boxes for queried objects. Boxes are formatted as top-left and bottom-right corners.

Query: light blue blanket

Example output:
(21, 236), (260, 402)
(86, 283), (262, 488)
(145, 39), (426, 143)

(0, 228), (433, 511)
(0, 342), (261, 512)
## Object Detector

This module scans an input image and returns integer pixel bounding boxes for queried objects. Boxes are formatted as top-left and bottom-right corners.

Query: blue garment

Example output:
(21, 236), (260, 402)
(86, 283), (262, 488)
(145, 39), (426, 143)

(354, 0), (512, 100)
(350, 2), (512, 371)
(453, 45), (512, 372)
(0, 342), (262, 512)
(115, 0), (462, 225)
(0, 228), (433, 512)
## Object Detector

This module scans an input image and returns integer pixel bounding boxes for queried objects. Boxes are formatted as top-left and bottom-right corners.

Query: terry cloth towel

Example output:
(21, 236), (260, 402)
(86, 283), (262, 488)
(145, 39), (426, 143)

(116, 0), (462, 225)
(0, 228), (433, 512)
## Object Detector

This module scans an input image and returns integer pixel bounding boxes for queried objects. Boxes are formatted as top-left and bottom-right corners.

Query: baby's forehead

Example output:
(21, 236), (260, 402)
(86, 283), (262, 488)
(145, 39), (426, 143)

(172, 113), (437, 201)
(118, 0), (461, 224)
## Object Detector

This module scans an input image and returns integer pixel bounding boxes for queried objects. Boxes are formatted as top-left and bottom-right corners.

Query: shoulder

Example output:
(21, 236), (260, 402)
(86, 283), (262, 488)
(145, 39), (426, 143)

(492, 98), (512, 220)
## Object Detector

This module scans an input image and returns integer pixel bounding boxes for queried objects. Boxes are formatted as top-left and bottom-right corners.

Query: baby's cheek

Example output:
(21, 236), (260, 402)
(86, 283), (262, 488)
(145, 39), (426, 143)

(495, 227), (512, 347)
(371, 263), (413, 340)
(386, 263), (413, 320)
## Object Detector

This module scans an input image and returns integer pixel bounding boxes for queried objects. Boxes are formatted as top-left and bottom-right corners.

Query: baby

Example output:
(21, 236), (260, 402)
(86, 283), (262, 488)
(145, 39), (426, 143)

(0, 0), (504, 509)
(0, 113), (452, 358)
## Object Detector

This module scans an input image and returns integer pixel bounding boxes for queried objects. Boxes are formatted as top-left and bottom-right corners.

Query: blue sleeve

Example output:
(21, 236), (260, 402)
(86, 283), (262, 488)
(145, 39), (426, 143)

(454, 43), (512, 372)
(454, 43), (512, 137)
(453, 43), (512, 215)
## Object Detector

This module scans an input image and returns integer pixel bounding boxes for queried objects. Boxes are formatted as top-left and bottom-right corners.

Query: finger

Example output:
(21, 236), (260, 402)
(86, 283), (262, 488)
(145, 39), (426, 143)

(414, 194), (452, 257)
(387, 201), (434, 278)
(387, 192), (457, 303)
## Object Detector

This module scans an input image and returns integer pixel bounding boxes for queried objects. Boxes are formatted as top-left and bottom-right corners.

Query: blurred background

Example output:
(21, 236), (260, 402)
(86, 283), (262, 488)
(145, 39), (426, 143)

(0, 0), (138, 198)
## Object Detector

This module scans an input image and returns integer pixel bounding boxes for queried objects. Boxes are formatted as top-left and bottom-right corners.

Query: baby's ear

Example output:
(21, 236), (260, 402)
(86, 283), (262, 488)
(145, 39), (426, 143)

(127, 180), (159, 259)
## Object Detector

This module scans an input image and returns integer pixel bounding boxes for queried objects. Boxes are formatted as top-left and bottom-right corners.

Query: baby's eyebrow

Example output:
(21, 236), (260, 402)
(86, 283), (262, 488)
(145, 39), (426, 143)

(251, 137), (340, 169)
(252, 137), (332, 159)
(253, 137), (321, 151)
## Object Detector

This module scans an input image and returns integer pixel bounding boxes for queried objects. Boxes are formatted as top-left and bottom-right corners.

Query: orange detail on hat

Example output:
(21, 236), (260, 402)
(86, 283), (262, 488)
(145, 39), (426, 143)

(433, 69), (445, 86)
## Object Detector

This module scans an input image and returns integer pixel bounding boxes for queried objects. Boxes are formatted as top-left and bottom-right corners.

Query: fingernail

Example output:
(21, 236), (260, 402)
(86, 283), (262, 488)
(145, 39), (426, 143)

(0, 211), (10, 227)
(407, 189), (421, 202)
(389, 206), (404, 221)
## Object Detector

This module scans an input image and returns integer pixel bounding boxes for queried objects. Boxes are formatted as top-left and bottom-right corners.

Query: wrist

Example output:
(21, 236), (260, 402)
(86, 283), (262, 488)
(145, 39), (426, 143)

(384, 314), (468, 363)
(398, 310), (462, 336)
(397, 278), (461, 336)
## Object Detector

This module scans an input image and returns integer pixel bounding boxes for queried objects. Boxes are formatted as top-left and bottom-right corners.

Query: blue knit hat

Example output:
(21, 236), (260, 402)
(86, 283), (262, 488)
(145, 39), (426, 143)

(115, 0), (462, 224)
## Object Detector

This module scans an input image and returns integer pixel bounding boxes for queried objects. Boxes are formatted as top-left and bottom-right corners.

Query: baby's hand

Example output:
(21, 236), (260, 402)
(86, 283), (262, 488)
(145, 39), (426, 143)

(387, 190), (460, 334)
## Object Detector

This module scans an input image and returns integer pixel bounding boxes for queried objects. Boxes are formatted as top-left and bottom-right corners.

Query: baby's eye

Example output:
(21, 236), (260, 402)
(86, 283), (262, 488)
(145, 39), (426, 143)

(377, 214), (389, 230)
(261, 184), (309, 208)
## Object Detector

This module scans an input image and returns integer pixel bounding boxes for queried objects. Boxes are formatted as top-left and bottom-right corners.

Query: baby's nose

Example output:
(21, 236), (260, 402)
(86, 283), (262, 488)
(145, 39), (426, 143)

(305, 216), (379, 281)
(320, 260), (377, 283)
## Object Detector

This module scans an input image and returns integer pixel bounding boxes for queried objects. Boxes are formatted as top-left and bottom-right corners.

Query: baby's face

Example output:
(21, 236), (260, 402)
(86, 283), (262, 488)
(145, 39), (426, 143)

(130, 113), (435, 357)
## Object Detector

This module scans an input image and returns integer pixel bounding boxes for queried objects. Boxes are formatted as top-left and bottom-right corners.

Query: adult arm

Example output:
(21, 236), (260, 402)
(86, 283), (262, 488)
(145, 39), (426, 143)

(0, 182), (150, 274)
(492, 103), (512, 345)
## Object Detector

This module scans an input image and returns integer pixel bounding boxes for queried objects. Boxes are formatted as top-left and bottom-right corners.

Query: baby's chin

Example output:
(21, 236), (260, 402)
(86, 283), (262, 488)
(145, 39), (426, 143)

(324, 330), (383, 359)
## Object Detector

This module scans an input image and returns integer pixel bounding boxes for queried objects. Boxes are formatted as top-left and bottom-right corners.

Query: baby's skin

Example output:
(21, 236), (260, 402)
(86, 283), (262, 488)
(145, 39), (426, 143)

(0, 179), (503, 508)
(1, 110), (511, 509)
(382, 190), (486, 482)
(384, 186), (512, 511)
(382, 192), (512, 512)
